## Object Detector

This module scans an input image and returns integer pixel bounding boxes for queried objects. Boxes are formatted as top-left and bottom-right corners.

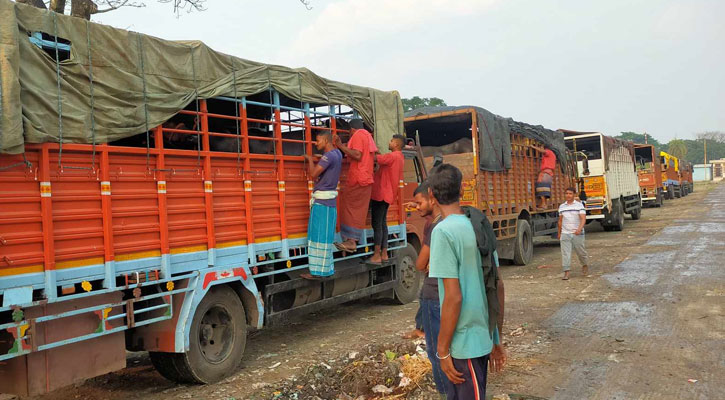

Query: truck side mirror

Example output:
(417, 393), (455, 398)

(431, 154), (443, 172)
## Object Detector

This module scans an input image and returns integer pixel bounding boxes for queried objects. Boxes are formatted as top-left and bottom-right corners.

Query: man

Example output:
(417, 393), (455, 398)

(535, 147), (556, 209)
(410, 181), (450, 398)
(334, 119), (378, 252)
(300, 131), (343, 279)
(428, 164), (506, 400)
(368, 134), (406, 263)
(558, 187), (588, 280)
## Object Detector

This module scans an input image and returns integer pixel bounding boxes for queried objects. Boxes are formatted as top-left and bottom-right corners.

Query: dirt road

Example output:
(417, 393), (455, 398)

(30, 182), (723, 400)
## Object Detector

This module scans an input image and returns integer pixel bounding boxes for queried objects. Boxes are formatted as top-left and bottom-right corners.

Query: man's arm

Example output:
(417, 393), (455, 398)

(574, 212), (586, 235)
(333, 135), (362, 161)
(415, 244), (430, 272)
(437, 278), (464, 384)
(557, 214), (563, 239)
(303, 155), (326, 179)
(490, 251), (506, 373)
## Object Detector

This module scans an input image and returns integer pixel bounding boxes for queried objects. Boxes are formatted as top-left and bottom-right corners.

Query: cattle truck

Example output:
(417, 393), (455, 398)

(660, 151), (683, 199)
(634, 144), (665, 207)
(404, 106), (576, 265)
(0, 4), (427, 395)
(562, 131), (642, 231)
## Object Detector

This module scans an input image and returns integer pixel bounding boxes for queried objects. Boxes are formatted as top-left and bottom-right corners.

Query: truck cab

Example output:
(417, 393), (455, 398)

(660, 151), (682, 199)
(563, 131), (642, 231)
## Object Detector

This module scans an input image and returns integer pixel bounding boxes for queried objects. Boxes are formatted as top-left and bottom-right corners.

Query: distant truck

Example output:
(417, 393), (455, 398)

(405, 106), (576, 265)
(679, 161), (694, 195)
(660, 151), (684, 198)
(562, 131), (642, 231)
(634, 144), (665, 207)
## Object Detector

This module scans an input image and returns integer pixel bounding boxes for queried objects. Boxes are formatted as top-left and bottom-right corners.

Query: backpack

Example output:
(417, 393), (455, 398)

(461, 206), (501, 337)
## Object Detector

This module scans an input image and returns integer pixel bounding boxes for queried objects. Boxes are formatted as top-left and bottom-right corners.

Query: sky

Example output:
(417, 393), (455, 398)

(96, 0), (725, 143)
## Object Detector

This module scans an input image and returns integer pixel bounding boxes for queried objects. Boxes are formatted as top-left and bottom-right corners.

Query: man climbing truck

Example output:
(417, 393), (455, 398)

(562, 131), (642, 231)
(405, 106), (576, 266)
(634, 144), (665, 207)
(0, 5), (427, 396)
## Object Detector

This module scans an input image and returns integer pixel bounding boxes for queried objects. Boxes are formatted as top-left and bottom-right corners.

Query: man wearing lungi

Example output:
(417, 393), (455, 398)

(301, 131), (342, 279)
(333, 119), (378, 252)
(368, 134), (406, 263)
(535, 147), (556, 209)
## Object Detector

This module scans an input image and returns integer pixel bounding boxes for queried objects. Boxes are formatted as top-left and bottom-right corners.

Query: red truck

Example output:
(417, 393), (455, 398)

(634, 144), (665, 207)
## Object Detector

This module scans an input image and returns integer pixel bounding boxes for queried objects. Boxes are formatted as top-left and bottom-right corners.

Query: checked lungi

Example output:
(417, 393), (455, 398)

(307, 203), (337, 277)
(339, 183), (373, 242)
(535, 169), (554, 198)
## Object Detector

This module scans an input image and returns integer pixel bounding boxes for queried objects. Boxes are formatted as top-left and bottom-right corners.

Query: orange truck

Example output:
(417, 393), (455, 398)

(405, 106), (575, 265)
(0, 7), (428, 395)
(660, 151), (684, 199)
(679, 161), (694, 195)
(634, 144), (665, 207)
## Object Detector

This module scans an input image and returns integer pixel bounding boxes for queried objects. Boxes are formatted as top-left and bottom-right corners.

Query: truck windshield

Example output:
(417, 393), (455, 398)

(635, 147), (654, 170)
(566, 136), (602, 160)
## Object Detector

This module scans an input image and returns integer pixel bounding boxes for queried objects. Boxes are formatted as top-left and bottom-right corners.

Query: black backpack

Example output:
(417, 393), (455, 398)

(461, 206), (501, 336)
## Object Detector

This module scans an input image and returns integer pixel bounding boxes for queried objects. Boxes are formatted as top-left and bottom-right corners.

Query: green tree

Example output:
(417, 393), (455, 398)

(668, 139), (688, 160)
(402, 96), (447, 112)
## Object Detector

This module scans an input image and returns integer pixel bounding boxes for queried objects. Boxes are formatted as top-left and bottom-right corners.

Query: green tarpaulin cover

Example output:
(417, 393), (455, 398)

(0, 0), (404, 154)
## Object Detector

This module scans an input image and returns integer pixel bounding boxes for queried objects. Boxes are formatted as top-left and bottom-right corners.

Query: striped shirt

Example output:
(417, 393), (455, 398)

(559, 200), (585, 234)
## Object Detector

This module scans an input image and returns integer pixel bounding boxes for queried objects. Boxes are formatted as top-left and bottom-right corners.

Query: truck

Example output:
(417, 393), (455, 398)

(561, 131), (642, 231)
(0, 6), (428, 395)
(404, 106), (576, 265)
(679, 161), (694, 195)
(634, 144), (665, 207)
(660, 151), (684, 199)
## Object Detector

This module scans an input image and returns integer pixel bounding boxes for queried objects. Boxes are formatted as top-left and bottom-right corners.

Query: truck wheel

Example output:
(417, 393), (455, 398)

(394, 243), (421, 305)
(155, 285), (247, 383)
(512, 219), (533, 266)
(612, 200), (625, 231)
(629, 205), (642, 220)
(667, 186), (674, 200)
(657, 192), (664, 207)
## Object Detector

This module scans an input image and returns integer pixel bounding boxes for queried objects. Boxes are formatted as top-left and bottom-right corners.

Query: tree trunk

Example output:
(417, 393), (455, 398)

(71, 0), (98, 20)
(16, 0), (47, 9)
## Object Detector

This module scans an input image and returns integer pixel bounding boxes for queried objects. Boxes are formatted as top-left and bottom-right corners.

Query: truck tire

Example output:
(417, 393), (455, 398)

(394, 243), (421, 305)
(153, 285), (247, 383)
(656, 191), (664, 207)
(603, 200), (624, 231)
(629, 205), (642, 220)
(667, 185), (674, 200)
(512, 219), (533, 266)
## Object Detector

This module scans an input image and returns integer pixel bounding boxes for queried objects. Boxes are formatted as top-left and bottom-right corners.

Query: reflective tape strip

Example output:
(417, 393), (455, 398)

(204, 180), (213, 193)
(100, 181), (111, 196)
(157, 181), (167, 194)
(244, 180), (252, 192)
(278, 181), (286, 192)
(40, 182), (51, 197)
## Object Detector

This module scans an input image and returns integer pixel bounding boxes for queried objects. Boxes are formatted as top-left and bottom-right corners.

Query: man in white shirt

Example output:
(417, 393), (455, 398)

(558, 187), (588, 280)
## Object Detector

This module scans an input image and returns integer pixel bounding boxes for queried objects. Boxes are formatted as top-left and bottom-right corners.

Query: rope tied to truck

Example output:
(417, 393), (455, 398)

(136, 33), (151, 172)
(52, 12), (64, 168)
(85, 20), (97, 172)
(229, 56), (241, 172)
(190, 46), (202, 170)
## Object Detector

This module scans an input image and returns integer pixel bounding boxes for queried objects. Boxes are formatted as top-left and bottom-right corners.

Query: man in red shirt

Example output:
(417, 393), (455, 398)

(535, 147), (557, 209)
(368, 135), (406, 263)
(334, 119), (378, 252)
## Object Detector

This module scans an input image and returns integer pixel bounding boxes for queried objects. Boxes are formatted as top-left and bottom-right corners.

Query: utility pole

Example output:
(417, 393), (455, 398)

(704, 138), (707, 164)
(644, 132), (648, 144)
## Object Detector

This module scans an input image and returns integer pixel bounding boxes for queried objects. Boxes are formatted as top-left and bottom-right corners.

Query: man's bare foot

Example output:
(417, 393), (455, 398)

(300, 273), (321, 280)
(562, 271), (570, 280)
(402, 329), (424, 339)
(582, 265), (589, 276)
(367, 255), (382, 264)
(334, 240), (356, 252)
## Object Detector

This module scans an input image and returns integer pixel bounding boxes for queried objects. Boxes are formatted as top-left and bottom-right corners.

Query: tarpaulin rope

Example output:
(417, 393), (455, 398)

(85, 20), (97, 172)
(52, 13), (64, 168)
(136, 33), (151, 171)
(190, 46), (201, 168)
(229, 56), (241, 171)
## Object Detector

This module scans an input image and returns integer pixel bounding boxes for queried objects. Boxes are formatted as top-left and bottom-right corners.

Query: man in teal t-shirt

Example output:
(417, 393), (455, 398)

(428, 164), (506, 400)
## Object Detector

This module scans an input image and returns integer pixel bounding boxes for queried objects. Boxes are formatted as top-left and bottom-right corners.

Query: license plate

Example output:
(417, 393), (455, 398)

(590, 210), (602, 215)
